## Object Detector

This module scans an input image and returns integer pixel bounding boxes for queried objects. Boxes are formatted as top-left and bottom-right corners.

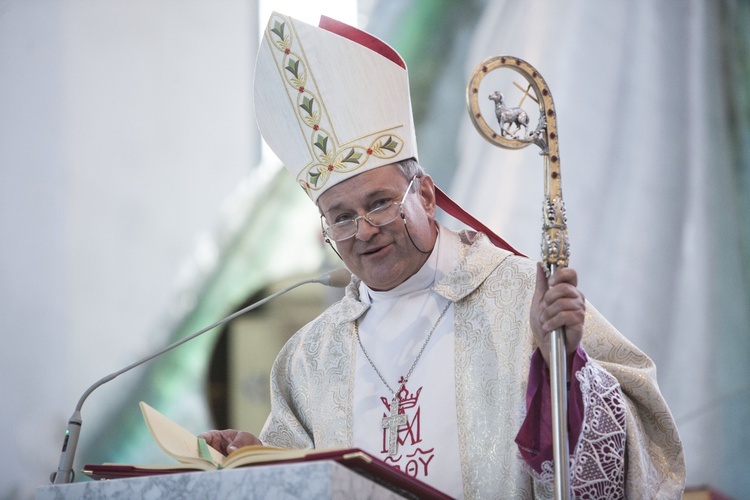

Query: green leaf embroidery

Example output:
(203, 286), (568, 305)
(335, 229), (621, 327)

(285, 59), (300, 78)
(300, 96), (315, 116)
(381, 136), (398, 153)
(271, 21), (285, 40)
(314, 135), (328, 154)
(342, 149), (362, 164)
(309, 170), (321, 186)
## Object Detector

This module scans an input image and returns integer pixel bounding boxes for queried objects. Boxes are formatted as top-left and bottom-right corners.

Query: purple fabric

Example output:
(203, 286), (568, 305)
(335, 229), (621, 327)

(515, 346), (587, 473)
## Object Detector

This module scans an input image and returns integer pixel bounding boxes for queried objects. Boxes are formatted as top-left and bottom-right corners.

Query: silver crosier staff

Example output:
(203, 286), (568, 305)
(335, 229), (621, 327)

(466, 55), (572, 499)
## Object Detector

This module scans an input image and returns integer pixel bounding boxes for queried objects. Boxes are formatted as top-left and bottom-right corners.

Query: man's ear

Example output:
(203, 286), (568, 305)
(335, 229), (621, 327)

(418, 175), (437, 218)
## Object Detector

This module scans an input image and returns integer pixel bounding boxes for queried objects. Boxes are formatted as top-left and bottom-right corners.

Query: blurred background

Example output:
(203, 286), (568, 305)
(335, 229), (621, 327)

(1, 0), (748, 498)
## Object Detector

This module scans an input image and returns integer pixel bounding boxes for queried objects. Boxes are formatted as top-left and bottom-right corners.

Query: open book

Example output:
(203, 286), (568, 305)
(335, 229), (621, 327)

(83, 402), (337, 474)
(83, 402), (452, 499)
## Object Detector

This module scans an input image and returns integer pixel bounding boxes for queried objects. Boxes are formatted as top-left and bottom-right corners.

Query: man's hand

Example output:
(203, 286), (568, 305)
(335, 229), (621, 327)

(198, 429), (261, 455)
(530, 262), (585, 369)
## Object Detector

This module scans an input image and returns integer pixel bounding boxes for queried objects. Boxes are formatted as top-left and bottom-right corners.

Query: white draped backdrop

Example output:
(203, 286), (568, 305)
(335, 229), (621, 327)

(448, 0), (750, 494)
(1, 0), (748, 497)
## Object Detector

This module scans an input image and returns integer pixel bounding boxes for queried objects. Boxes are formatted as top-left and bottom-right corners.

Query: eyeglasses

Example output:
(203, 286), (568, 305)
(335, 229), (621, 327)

(321, 176), (418, 242)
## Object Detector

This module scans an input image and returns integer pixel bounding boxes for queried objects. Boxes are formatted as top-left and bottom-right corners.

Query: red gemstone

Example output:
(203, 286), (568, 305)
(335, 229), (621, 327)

(327, 165), (333, 171)
(551, 156), (559, 163)
(284, 48), (290, 54)
(299, 86), (305, 93)
(313, 124), (319, 130)
(366, 148), (373, 155)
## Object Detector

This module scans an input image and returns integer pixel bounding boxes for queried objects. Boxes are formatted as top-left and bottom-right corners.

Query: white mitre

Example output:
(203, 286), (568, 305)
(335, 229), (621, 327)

(254, 12), (418, 203)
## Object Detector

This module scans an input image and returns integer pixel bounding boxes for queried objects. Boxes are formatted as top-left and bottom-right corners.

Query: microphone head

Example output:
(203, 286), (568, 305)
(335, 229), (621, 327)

(316, 268), (351, 288)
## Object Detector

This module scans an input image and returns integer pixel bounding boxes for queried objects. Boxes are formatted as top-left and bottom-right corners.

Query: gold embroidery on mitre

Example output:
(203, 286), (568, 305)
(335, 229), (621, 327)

(297, 133), (404, 194)
(265, 14), (405, 197)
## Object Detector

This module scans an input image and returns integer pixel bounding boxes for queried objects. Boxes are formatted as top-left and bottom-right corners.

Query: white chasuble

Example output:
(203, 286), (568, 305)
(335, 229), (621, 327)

(259, 228), (685, 498)
(353, 228), (463, 498)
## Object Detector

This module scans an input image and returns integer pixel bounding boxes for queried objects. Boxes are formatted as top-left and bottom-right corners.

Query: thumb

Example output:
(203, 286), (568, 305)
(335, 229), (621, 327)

(227, 431), (261, 453)
(227, 438), (242, 454)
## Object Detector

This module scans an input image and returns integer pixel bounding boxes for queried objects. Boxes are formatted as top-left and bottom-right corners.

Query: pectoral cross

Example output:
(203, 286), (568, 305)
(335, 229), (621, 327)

(382, 396), (407, 456)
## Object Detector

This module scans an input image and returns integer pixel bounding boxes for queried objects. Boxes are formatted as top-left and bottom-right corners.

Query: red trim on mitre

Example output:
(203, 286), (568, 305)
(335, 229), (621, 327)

(318, 16), (406, 70)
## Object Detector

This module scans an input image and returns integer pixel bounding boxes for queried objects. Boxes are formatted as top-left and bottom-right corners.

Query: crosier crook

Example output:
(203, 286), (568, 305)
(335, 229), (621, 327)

(466, 55), (571, 500)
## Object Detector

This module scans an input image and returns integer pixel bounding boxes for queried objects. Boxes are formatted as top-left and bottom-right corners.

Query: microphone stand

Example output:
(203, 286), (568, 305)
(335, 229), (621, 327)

(51, 268), (350, 484)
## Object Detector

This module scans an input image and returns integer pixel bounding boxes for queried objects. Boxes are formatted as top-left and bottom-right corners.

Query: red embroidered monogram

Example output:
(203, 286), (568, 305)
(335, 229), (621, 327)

(379, 383), (436, 479)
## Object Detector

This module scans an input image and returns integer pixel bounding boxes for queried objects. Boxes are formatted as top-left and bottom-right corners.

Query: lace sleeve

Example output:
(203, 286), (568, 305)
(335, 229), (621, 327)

(533, 357), (627, 498)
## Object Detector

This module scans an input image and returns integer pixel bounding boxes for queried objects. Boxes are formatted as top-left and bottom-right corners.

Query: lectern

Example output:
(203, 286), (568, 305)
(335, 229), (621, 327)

(38, 452), (452, 499)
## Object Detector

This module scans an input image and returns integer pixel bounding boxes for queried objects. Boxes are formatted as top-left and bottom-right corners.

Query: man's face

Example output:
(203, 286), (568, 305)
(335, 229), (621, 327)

(317, 163), (438, 291)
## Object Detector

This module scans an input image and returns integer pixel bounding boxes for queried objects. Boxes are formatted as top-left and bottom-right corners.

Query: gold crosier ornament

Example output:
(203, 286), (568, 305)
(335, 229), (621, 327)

(467, 56), (571, 499)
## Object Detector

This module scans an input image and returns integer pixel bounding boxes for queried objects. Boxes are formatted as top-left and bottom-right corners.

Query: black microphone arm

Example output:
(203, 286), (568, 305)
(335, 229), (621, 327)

(51, 268), (351, 484)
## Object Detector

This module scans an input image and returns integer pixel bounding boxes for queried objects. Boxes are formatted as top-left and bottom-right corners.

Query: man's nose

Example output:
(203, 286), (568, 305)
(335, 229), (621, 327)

(354, 216), (379, 240)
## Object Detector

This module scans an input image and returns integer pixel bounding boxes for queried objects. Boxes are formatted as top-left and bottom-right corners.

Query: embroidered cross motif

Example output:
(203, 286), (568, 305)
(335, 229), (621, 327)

(381, 396), (407, 456)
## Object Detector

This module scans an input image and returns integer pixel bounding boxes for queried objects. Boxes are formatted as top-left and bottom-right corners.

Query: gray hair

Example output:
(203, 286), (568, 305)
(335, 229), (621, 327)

(396, 158), (426, 180)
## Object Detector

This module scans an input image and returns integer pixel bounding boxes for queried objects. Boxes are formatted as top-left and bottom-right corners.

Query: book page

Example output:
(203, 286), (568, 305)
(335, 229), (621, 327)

(139, 401), (225, 467)
(221, 445), (309, 469)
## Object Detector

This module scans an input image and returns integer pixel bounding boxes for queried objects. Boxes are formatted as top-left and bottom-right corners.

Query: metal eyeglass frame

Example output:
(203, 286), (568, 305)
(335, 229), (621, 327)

(320, 175), (418, 242)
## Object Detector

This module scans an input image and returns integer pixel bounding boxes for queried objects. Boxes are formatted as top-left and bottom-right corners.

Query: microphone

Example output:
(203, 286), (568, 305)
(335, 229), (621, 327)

(51, 268), (351, 484)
